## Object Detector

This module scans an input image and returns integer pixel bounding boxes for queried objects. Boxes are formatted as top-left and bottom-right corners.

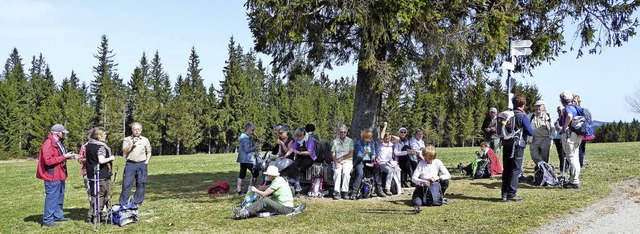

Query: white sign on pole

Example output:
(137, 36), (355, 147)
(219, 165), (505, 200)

(511, 47), (532, 56)
(502, 61), (514, 71)
(511, 40), (532, 48)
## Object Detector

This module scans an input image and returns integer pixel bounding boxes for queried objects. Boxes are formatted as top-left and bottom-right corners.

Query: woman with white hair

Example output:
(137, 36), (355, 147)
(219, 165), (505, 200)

(281, 127), (318, 194)
(559, 91), (582, 189)
(331, 124), (354, 200)
(393, 127), (417, 187)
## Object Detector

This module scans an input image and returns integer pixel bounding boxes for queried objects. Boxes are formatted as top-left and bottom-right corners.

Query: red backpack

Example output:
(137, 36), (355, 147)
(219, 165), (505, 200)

(207, 181), (230, 196)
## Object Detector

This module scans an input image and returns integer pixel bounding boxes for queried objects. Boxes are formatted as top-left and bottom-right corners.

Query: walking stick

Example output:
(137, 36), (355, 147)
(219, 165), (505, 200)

(93, 165), (100, 232)
(106, 165), (118, 224)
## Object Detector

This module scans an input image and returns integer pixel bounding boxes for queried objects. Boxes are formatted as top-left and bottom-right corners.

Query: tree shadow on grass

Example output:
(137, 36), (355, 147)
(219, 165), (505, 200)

(360, 208), (419, 215)
(446, 193), (502, 202)
(470, 180), (502, 189)
(144, 171), (241, 203)
(24, 207), (89, 224)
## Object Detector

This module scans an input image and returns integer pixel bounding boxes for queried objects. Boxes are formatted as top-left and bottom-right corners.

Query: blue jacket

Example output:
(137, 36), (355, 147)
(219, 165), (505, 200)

(354, 140), (376, 165)
(237, 133), (257, 164)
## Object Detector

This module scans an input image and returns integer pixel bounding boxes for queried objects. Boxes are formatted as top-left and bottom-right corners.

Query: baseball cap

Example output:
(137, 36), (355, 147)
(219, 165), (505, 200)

(51, 124), (69, 134)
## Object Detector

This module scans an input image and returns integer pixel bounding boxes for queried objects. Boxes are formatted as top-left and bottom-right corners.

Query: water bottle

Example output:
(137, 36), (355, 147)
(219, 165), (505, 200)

(258, 212), (271, 218)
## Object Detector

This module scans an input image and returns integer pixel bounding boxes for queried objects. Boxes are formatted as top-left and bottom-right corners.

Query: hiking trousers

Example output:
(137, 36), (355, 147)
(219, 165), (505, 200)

(530, 137), (551, 164)
(501, 142), (524, 198)
(562, 132), (581, 184)
(333, 159), (353, 193)
(246, 197), (294, 216)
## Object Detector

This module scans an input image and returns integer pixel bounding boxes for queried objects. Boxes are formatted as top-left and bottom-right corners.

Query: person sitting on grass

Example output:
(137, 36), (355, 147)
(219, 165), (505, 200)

(411, 145), (451, 206)
(458, 141), (502, 177)
(233, 165), (305, 219)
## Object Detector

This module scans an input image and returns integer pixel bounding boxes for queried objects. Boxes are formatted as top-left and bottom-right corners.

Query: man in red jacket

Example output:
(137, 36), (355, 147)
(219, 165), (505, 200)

(36, 124), (77, 227)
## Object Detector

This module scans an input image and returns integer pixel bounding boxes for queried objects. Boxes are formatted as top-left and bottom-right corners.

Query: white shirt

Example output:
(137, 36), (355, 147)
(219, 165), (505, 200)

(412, 159), (451, 185)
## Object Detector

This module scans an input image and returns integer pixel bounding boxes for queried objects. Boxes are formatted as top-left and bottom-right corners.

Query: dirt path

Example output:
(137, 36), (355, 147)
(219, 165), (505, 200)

(528, 177), (640, 234)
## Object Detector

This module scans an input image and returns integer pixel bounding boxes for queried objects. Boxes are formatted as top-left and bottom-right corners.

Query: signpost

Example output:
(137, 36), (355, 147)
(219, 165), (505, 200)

(505, 39), (532, 110)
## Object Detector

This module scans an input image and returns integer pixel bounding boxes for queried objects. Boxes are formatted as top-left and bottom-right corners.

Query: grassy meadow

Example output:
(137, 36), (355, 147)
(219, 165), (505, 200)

(1, 142), (639, 233)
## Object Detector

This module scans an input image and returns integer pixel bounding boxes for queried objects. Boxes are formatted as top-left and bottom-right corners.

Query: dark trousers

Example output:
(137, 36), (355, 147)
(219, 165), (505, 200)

(119, 162), (147, 205)
(397, 156), (416, 184)
(579, 141), (586, 168)
(501, 143), (523, 198)
(282, 155), (315, 181)
(89, 179), (111, 218)
(411, 180), (449, 206)
(352, 161), (382, 192)
(238, 163), (258, 179)
(43, 180), (65, 225)
(553, 138), (567, 172)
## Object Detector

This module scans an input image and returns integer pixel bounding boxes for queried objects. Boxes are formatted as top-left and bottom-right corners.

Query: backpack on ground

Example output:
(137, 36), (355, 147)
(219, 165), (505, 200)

(207, 181), (230, 196)
(421, 182), (443, 206)
(360, 177), (373, 199)
(569, 104), (594, 136)
(108, 204), (138, 227)
(534, 161), (558, 186)
(472, 158), (492, 179)
(307, 176), (324, 198)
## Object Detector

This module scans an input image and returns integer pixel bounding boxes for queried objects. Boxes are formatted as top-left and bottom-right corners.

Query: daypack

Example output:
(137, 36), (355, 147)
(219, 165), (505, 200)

(472, 158), (492, 179)
(534, 161), (558, 186)
(497, 110), (526, 148)
(307, 176), (324, 198)
(360, 177), (373, 199)
(569, 105), (594, 136)
(108, 204), (138, 227)
(241, 191), (260, 209)
(207, 181), (230, 196)
(421, 182), (443, 206)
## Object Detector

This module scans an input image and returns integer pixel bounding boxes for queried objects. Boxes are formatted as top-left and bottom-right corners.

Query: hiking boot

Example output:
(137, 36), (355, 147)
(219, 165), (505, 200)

(500, 194), (508, 202)
(56, 217), (71, 222)
(341, 192), (349, 200)
(232, 205), (249, 219)
(507, 196), (525, 202)
(42, 222), (58, 227)
(293, 203), (307, 214)
(384, 189), (393, 196)
(376, 189), (387, 198)
(457, 163), (464, 175)
(333, 191), (341, 200)
(413, 206), (421, 214)
(563, 183), (581, 189)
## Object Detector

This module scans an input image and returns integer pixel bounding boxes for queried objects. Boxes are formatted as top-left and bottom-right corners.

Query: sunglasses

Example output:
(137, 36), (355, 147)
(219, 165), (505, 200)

(339, 131), (347, 134)
(278, 132), (285, 134)
(400, 131), (407, 133)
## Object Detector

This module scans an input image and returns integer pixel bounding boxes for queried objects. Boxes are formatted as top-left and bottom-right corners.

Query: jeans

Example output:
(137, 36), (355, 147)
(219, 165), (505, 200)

(579, 141), (586, 168)
(530, 137), (551, 164)
(379, 163), (400, 191)
(43, 180), (65, 225)
(119, 162), (147, 205)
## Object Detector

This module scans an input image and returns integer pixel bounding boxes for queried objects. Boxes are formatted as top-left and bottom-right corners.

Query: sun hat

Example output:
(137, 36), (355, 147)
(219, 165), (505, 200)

(264, 165), (280, 176)
(534, 100), (545, 106)
(489, 107), (497, 113)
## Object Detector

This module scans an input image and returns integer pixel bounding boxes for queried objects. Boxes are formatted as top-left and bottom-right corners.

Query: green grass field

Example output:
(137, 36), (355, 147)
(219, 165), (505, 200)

(1, 142), (639, 233)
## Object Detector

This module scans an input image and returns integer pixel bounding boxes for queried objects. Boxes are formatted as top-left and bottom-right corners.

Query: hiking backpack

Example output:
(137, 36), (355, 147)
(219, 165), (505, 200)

(421, 182), (443, 206)
(360, 177), (373, 199)
(108, 204), (139, 227)
(307, 176), (324, 198)
(534, 161), (558, 186)
(497, 110), (526, 147)
(472, 158), (492, 179)
(207, 181), (230, 196)
(569, 105), (594, 137)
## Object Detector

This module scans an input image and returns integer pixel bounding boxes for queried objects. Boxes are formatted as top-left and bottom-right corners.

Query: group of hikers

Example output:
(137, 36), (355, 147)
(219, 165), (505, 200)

(32, 90), (587, 223)
(36, 123), (150, 227)
(233, 90), (590, 219)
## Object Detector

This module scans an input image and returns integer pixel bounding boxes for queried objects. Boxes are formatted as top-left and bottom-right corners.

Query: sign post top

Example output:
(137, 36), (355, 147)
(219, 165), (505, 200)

(511, 40), (532, 48)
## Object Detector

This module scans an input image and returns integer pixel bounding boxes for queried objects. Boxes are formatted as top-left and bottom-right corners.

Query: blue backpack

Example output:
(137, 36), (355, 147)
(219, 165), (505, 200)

(108, 204), (138, 227)
(569, 105), (594, 136)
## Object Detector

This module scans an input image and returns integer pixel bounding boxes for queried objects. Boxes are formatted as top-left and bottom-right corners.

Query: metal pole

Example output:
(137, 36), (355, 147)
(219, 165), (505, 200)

(506, 39), (512, 111)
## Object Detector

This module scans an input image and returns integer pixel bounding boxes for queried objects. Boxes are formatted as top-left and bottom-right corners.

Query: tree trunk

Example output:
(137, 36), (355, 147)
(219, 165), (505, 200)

(349, 60), (382, 141)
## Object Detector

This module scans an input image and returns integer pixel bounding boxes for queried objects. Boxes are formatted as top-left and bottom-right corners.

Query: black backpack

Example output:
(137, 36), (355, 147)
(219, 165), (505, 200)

(360, 177), (373, 199)
(472, 158), (492, 179)
(422, 182), (443, 206)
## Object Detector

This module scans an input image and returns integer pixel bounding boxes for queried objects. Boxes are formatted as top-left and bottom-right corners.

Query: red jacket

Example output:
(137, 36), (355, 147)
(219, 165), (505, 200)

(487, 149), (503, 175)
(36, 134), (68, 181)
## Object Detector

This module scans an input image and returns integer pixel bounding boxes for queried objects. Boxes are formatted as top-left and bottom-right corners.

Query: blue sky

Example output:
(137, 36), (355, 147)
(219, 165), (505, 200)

(1, 0), (638, 122)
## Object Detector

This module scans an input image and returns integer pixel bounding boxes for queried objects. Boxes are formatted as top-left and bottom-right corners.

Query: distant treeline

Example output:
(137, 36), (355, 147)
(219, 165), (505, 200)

(0, 35), (634, 159)
(593, 120), (640, 143)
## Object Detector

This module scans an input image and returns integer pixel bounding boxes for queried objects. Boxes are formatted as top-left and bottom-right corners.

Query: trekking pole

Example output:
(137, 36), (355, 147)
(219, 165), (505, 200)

(93, 165), (100, 232)
(106, 165), (118, 224)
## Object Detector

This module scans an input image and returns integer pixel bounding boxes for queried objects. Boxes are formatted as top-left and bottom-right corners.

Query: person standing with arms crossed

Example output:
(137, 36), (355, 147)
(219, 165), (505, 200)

(119, 122), (152, 209)
(36, 124), (78, 227)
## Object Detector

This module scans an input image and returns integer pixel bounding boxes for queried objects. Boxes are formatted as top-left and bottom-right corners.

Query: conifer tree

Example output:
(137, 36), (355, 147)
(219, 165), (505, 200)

(149, 51), (172, 155)
(0, 48), (29, 158)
